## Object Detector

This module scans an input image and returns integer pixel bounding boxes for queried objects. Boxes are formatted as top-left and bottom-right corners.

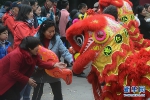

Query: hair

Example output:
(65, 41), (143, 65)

(136, 5), (144, 14)
(11, 1), (21, 9)
(70, 9), (78, 20)
(0, 24), (7, 34)
(61, 0), (69, 9)
(103, 5), (118, 21)
(21, 0), (30, 5)
(16, 4), (32, 21)
(144, 3), (150, 10)
(38, 19), (56, 46)
(19, 36), (41, 51)
(30, 0), (37, 6)
(4, 1), (12, 12)
(78, 3), (87, 10)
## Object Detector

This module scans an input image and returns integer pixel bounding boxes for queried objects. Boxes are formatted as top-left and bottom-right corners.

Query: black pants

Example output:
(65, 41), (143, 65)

(32, 81), (63, 100)
(0, 84), (20, 100)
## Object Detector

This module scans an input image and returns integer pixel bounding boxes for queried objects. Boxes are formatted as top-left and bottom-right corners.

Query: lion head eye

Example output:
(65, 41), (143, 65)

(74, 34), (84, 47)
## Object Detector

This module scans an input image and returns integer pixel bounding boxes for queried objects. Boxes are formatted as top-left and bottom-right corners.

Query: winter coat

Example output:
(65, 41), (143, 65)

(33, 13), (39, 28)
(59, 9), (69, 37)
(13, 21), (38, 49)
(0, 47), (55, 95)
(0, 41), (11, 59)
(138, 14), (150, 39)
(2, 12), (16, 35)
(41, 6), (49, 17)
(2, 12), (16, 46)
(32, 34), (73, 83)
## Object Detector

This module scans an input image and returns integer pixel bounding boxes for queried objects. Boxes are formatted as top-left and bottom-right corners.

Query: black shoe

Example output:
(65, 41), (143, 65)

(73, 72), (78, 76)
(76, 73), (87, 78)
(73, 72), (86, 78)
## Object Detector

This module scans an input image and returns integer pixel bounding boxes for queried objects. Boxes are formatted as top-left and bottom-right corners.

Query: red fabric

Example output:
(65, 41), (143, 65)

(13, 21), (38, 49)
(0, 47), (55, 95)
(140, 0), (150, 5)
(44, 38), (50, 48)
(2, 12), (16, 35)
(7, 46), (13, 53)
(99, 0), (124, 11)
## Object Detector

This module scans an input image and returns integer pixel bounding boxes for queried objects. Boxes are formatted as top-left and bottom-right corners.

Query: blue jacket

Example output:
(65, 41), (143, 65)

(32, 33), (73, 83)
(0, 41), (11, 59)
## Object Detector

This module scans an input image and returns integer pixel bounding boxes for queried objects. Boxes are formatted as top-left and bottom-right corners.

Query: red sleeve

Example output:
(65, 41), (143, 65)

(9, 53), (29, 84)
(36, 56), (56, 69)
(5, 17), (15, 35)
(15, 23), (31, 40)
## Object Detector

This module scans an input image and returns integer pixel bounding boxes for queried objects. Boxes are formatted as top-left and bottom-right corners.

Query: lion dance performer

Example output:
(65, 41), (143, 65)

(66, 13), (150, 100)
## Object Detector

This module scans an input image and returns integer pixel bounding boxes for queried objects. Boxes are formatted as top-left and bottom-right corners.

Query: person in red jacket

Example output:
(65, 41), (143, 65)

(0, 36), (66, 100)
(2, 2), (21, 46)
(13, 4), (39, 49)
(2, 2), (20, 35)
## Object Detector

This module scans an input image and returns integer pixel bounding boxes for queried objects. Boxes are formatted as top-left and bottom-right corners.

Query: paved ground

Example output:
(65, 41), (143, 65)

(29, 67), (95, 100)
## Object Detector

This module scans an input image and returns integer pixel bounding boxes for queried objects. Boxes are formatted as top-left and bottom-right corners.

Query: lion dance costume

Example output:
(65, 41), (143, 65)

(99, 0), (150, 50)
(66, 1), (150, 99)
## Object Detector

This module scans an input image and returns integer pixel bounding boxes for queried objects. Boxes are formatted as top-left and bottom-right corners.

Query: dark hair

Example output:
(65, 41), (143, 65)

(103, 5), (118, 21)
(30, 0), (37, 6)
(38, 19), (56, 46)
(78, 3), (87, 10)
(16, 4), (32, 21)
(4, 1), (12, 12)
(136, 5), (144, 14)
(144, 3), (150, 10)
(61, 0), (69, 9)
(11, 1), (21, 9)
(70, 9), (78, 20)
(21, 0), (30, 5)
(4, 1), (12, 7)
(0, 24), (7, 34)
(19, 36), (41, 51)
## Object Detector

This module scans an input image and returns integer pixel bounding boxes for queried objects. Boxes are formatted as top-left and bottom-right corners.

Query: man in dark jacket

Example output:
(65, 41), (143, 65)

(73, 3), (87, 20)
(136, 5), (150, 39)
(30, 0), (39, 28)
(41, 0), (53, 17)
(41, 0), (60, 33)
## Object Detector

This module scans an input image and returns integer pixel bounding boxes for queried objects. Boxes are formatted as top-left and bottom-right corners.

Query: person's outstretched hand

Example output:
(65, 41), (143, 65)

(28, 78), (37, 87)
(54, 62), (67, 69)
